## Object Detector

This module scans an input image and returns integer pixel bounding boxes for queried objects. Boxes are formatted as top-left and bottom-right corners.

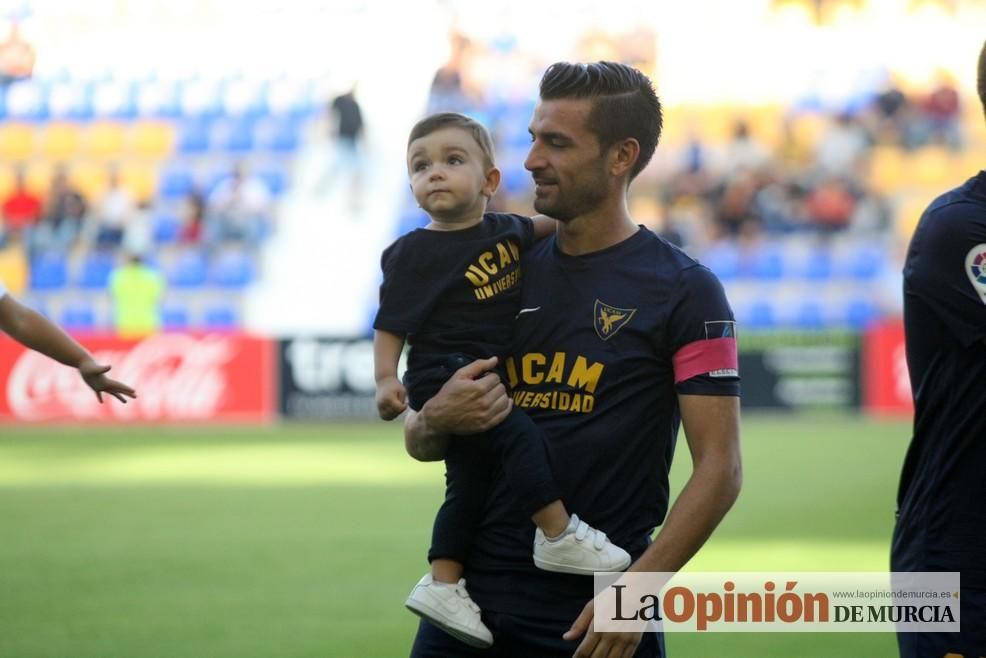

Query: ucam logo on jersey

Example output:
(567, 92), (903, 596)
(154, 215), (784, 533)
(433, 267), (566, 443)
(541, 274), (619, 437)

(594, 300), (636, 341)
(965, 243), (986, 304)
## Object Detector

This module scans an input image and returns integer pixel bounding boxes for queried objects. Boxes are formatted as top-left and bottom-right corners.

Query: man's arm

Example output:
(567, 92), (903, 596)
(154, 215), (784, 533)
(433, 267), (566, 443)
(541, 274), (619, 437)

(403, 356), (511, 462)
(633, 393), (742, 572)
(0, 293), (137, 403)
(565, 394), (741, 657)
(530, 214), (557, 240)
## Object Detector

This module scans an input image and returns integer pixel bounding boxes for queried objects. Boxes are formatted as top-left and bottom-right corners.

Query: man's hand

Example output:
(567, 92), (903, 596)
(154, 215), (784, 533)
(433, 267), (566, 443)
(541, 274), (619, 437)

(78, 358), (137, 404)
(420, 356), (511, 435)
(564, 599), (643, 658)
(376, 376), (407, 420)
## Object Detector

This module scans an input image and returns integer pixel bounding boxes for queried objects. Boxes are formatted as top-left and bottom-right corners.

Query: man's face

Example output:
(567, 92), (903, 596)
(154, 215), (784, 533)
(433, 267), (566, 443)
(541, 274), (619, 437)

(524, 98), (609, 221)
(407, 127), (493, 223)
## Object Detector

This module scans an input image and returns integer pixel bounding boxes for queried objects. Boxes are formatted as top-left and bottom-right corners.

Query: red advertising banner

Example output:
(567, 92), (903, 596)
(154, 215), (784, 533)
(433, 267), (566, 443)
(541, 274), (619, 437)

(863, 320), (914, 416)
(0, 333), (275, 423)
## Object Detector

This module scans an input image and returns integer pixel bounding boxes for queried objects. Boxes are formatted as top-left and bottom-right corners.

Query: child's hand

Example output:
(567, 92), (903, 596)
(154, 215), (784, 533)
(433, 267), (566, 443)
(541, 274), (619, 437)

(376, 377), (407, 420)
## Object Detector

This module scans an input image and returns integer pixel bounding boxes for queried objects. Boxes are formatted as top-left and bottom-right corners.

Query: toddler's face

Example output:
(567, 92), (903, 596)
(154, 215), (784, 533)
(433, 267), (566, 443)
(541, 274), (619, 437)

(407, 128), (494, 223)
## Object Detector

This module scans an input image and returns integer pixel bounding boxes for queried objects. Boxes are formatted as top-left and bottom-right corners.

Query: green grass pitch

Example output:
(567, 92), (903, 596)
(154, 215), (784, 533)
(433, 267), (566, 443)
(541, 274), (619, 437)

(0, 415), (911, 657)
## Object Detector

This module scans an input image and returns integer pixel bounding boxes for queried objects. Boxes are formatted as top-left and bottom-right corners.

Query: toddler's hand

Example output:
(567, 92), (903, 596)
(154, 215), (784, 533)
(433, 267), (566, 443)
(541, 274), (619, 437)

(376, 377), (408, 420)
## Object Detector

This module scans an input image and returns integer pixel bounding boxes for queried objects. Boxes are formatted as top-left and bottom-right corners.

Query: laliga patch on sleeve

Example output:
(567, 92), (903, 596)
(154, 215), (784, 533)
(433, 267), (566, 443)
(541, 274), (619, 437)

(673, 322), (739, 383)
(965, 243), (986, 305)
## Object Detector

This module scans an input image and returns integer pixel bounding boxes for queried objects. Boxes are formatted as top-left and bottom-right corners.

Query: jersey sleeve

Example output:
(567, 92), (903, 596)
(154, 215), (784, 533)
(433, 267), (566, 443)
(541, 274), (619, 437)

(372, 237), (431, 335)
(668, 265), (741, 396)
(514, 214), (535, 251)
(905, 202), (986, 348)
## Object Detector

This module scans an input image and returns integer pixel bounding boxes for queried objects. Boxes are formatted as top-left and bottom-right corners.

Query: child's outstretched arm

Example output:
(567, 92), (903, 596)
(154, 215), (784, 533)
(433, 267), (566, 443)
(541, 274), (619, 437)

(0, 292), (136, 403)
(373, 329), (407, 420)
(531, 215), (558, 239)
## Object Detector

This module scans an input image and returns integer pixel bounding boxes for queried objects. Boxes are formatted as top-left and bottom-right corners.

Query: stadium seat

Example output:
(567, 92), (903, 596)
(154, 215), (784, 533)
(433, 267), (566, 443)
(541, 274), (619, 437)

(166, 249), (208, 288)
(701, 242), (740, 282)
(118, 162), (158, 202)
(159, 166), (195, 200)
(177, 118), (211, 154)
(41, 122), (82, 159)
(24, 161), (54, 196)
(745, 243), (784, 280)
(135, 80), (181, 118)
(60, 302), (97, 331)
(5, 80), (48, 120)
(0, 123), (35, 160)
(47, 81), (93, 120)
(221, 79), (268, 119)
(801, 247), (833, 281)
(30, 252), (69, 291)
(845, 298), (880, 329)
(266, 78), (314, 117)
(69, 161), (110, 201)
(76, 251), (117, 289)
(213, 118), (255, 153)
(255, 116), (300, 152)
(744, 301), (776, 329)
(794, 301), (826, 330)
(130, 120), (177, 158)
(161, 303), (190, 330)
(845, 242), (885, 280)
(178, 80), (223, 118)
(209, 249), (255, 288)
(152, 214), (182, 244)
(257, 167), (287, 197)
(203, 304), (239, 329)
(92, 81), (137, 119)
(85, 121), (127, 158)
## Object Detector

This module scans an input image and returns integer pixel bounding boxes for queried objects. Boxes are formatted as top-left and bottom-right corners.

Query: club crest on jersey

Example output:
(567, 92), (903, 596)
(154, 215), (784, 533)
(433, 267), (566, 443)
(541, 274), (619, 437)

(966, 244), (986, 305)
(594, 300), (636, 341)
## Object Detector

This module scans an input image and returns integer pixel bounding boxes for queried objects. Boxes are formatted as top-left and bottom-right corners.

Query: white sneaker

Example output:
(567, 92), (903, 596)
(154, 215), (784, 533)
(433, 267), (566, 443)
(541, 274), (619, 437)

(533, 513), (631, 575)
(404, 573), (493, 648)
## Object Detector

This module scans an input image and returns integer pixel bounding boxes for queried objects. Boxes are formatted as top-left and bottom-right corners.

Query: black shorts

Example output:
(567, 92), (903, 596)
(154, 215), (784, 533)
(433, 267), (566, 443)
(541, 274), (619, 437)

(410, 614), (666, 658)
(897, 587), (986, 658)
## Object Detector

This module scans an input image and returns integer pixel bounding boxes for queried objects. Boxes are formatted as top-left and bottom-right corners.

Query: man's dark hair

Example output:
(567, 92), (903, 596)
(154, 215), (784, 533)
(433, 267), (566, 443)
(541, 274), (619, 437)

(539, 61), (663, 179)
(978, 40), (986, 120)
(407, 112), (495, 167)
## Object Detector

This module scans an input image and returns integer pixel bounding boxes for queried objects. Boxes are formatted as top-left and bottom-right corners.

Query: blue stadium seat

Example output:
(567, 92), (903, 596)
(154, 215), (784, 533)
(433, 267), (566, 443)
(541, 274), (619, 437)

(794, 301), (826, 329)
(152, 214), (182, 244)
(178, 80), (223, 119)
(748, 243), (784, 280)
(743, 301), (777, 329)
(161, 303), (190, 330)
(167, 249), (208, 288)
(4, 80), (48, 120)
(701, 242), (740, 282)
(258, 167), (287, 197)
(258, 116), (301, 152)
(47, 81), (94, 120)
(209, 249), (255, 288)
(30, 252), (68, 291)
(91, 81), (137, 119)
(60, 302), (97, 331)
(135, 80), (181, 118)
(846, 243), (886, 280)
(213, 117), (255, 153)
(220, 79), (268, 119)
(77, 251), (117, 289)
(204, 305), (238, 329)
(801, 247), (834, 281)
(177, 118), (211, 154)
(845, 299), (880, 329)
(159, 167), (195, 199)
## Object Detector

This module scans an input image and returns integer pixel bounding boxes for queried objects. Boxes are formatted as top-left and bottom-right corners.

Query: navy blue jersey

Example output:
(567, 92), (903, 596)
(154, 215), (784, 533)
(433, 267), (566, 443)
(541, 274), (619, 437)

(464, 227), (740, 621)
(373, 213), (534, 370)
(893, 171), (986, 589)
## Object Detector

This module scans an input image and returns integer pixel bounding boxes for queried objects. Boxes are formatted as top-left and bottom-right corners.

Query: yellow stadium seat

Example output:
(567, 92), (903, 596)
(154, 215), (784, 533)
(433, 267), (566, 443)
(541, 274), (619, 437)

(0, 165), (15, 200)
(745, 105), (785, 150)
(41, 122), (82, 159)
(789, 113), (827, 152)
(908, 146), (952, 189)
(866, 145), (906, 195)
(24, 161), (54, 196)
(69, 161), (110, 202)
(85, 121), (126, 159)
(130, 121), (175, 159)
(0, 123), (36, 160)
(118, 162), (158, 202)
(896, 195), (934, 240)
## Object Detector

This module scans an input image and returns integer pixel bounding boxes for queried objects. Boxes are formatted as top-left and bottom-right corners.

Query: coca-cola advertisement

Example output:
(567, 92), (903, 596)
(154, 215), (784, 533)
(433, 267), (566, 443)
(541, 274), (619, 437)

(0, 333), (276, 423)
(862, 319), (914, 416)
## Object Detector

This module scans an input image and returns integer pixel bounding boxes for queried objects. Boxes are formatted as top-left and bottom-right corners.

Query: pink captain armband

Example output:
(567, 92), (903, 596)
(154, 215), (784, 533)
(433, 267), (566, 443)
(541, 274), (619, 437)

(672, 337), (739, 384)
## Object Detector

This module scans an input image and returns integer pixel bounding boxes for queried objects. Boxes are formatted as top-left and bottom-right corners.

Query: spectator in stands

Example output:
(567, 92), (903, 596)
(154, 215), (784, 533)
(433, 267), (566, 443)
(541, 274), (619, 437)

(122, 199), (153, 256)
(323, 85), (365, 211)
(804, 176), (856, 233)
(32, 166), (86, 254)
(917, 72), (962, 150)
(814, 112), (870, 177)
(719, 118), (771, 178)
(714, 172), (761, 239)
(89, 166), (136, 249)
(205, 163), (271, 249)
(866, 74), (915, 148)
(109, 249), (165, 339)
(178, 189), (206, 244)
(1, 166), (42, 245)
(0, 21), (35, 86)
